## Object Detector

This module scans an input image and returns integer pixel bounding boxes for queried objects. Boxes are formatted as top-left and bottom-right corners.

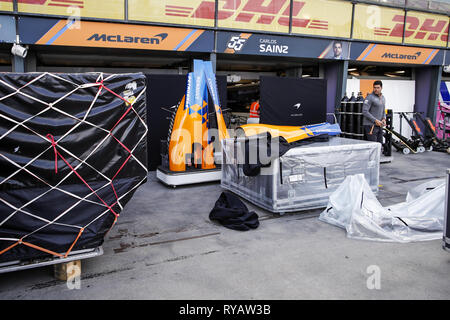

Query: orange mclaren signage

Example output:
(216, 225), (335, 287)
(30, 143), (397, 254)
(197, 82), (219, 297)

(28, 19), (211, 52)
(357, 43), (440, 64)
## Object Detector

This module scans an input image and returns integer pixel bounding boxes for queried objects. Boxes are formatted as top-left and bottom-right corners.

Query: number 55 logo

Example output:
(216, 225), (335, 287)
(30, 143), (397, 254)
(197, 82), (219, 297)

(227, 36), (247, 51)
(225, 34), (252, 53)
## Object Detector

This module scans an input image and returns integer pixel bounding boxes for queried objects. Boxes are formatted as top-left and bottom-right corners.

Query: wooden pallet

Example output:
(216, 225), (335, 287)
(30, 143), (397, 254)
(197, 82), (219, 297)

(0, 247), (103, 280)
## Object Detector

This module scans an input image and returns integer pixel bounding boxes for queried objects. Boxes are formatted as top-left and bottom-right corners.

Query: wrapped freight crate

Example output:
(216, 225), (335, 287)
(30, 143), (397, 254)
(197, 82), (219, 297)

(221, 137), (380, 213)
(0, 72), (148, 263)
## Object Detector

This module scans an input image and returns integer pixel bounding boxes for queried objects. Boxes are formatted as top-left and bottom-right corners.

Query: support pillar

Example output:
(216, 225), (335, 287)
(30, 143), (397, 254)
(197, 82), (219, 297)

(324, 60), (348, 116)
(209, 53), (217, 72)
(12, 54), (25, 73)
(25, 50), (37, 72)
(415, 65), (442, 129)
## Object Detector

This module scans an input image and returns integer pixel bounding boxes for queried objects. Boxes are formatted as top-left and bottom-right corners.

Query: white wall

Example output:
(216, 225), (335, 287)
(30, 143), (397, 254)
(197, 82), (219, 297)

(345, 79), (360, 99)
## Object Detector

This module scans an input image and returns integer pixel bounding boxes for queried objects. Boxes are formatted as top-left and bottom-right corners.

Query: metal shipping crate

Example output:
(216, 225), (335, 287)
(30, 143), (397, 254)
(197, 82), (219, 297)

(221, 137), (380, 214)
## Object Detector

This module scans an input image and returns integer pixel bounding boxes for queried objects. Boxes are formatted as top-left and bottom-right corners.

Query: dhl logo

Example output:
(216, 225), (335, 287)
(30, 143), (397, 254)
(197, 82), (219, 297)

(374, 15), (448, 42)
(165, 0), (328, 31)
(11, 0), (85, 8)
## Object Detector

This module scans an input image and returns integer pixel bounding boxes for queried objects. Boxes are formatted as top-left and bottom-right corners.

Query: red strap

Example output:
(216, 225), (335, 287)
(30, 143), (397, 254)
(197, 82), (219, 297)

(46, 134), (58, 173)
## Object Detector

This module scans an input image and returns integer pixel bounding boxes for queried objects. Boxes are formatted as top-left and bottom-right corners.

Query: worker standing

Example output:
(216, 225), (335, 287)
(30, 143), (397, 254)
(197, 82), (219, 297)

(249, 100), (260, 118)
(362, 80), (386, 144)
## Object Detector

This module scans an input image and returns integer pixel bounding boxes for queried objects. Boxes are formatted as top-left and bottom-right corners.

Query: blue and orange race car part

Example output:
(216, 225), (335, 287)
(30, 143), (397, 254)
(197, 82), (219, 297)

(237, 122), (341, 143)
(168, 60), (228, 172)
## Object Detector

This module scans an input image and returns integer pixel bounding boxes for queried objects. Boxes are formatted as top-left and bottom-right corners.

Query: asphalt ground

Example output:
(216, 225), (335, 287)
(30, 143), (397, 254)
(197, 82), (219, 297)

(0, 149), (449, 300)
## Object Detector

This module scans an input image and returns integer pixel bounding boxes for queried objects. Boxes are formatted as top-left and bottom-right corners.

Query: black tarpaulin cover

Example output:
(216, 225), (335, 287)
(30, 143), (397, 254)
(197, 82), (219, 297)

(0, 72), (148, 262)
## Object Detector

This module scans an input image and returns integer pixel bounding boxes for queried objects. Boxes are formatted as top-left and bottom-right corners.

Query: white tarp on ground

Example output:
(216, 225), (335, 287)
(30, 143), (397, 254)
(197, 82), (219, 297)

(319, 174), (445, 243)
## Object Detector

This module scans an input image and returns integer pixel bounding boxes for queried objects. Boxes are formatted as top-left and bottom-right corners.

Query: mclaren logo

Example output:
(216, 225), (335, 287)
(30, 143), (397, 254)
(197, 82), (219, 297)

(291, 102), (303, 117)
(381, 51), (421, 60)
(87, 33), (168, 44)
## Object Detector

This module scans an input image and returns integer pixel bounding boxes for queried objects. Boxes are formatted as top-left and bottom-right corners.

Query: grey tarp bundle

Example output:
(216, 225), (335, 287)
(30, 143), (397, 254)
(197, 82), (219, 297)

(319, 174), (445, 242)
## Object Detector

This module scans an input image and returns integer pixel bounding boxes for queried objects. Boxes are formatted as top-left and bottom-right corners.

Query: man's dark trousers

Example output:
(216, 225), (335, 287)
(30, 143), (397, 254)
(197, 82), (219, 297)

(364, 125), (383, 144)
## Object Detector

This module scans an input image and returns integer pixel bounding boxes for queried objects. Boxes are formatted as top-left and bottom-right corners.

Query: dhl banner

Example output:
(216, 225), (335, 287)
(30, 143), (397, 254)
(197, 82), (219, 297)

(216, 0), (289, 33)
(350, 42), (444, 65)
(128, 0), (214, 28)
(290, 0), (352, 38)
(16, 0), (125, 20)
(403, 11), (448, 47)
(0, 0), (13, 12)
(218, 31), (350, 59)
(353, 3), (405, 44)
(18, 17), (214, 52)
(138, 0), (351, 36)
(0, 15), (15, 43)
(353, 4), (449, 47)
(215, 0), (351, 36)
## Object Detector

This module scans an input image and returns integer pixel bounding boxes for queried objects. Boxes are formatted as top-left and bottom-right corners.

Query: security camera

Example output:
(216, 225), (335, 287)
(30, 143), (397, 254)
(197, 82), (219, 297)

(444, 65), (450, 73)
(11, 43), (28, 58)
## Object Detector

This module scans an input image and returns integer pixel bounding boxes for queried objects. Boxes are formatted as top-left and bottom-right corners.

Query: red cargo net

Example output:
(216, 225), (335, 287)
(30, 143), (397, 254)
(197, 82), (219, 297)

(0, 72), (148, 259)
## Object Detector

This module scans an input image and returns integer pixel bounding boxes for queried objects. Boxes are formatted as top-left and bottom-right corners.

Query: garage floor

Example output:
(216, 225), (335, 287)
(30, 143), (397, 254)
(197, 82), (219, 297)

(0, 150), (449, 300)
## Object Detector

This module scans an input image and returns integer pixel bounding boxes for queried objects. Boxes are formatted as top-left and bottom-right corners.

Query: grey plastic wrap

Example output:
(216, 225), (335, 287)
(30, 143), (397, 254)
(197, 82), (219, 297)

(319, 174), (446, 242)
(405, 179), (445, 202)
(221, 137), (380, 213)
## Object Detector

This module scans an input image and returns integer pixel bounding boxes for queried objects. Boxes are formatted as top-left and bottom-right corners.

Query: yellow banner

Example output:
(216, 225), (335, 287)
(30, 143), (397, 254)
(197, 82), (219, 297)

(291, 0), (352, 38)
(353, 4), (404, 44)
(0, 0), (13, 11)
(18, 0), (125, 20)
(216, 0), (289, 33)
(403, 11), (448, 47)
(128, 0), (214, 27)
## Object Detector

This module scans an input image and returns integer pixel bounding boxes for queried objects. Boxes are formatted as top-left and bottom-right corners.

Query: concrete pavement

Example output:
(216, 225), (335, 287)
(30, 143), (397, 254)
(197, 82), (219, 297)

(0, 150), (449, 300)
